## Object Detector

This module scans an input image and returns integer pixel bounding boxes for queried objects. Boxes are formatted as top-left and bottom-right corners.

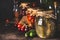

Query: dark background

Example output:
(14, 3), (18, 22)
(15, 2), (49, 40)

(0, 0), (13, 20)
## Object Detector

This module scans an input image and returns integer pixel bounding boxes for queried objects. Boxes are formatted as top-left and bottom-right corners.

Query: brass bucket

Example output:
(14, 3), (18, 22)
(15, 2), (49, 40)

(35, 16), (55, 38)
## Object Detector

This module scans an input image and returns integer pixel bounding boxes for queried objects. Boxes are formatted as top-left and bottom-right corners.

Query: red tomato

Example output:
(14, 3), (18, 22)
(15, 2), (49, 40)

(17, 24), (23, 30)
(21, 26), (25, 31)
